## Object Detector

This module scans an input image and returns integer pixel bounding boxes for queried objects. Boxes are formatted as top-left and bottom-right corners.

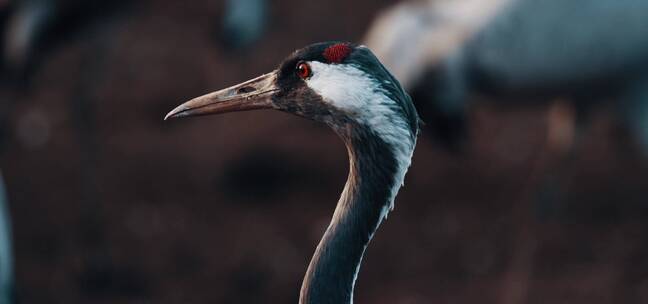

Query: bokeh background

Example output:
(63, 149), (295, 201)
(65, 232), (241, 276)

(1, 0), (648, 303)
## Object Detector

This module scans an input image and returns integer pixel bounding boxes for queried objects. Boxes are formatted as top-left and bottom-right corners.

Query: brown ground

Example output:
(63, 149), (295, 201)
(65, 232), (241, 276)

(1, 0), (648, 303)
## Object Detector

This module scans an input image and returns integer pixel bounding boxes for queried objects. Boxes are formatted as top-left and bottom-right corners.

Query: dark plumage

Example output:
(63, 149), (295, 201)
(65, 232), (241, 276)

(274, 42), (420, 137)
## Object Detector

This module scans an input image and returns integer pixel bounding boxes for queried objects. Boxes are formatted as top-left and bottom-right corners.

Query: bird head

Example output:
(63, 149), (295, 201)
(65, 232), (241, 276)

(166, 42), (420, 149)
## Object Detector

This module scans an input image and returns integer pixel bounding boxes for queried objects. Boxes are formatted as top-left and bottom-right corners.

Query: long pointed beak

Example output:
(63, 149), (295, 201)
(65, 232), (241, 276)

(165, 71), (278, 120)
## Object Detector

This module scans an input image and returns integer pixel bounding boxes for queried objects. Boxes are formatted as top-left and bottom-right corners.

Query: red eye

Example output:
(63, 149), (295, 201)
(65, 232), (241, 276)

(296, 62), (311, 79)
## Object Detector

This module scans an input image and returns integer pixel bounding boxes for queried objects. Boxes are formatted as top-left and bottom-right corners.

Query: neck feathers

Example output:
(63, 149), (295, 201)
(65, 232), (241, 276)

(300, 128), (415, 304)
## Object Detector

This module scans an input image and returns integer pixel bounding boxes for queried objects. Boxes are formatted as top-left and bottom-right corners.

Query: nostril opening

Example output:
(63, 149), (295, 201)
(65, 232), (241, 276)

(237, 86), (256, 94)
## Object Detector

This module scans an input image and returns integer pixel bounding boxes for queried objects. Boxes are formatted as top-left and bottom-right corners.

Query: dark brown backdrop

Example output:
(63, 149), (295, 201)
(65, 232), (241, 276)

(1, 0), (648, 303)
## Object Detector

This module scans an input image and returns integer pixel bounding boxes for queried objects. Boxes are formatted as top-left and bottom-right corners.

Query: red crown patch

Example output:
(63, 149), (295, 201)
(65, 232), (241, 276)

(323, 43), (352, 64)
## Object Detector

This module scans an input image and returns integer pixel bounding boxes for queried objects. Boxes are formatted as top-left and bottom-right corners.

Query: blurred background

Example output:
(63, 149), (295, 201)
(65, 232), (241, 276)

(1, 0), (648, 303)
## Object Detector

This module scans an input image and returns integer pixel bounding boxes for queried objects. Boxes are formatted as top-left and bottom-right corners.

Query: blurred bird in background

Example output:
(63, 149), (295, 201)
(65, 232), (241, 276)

(0, 1), (270, 301)
(1, 0), (133, 81)
(365, 0), (648, 224)
(365, 0), (648, 154)
(0, 2), (133, 302)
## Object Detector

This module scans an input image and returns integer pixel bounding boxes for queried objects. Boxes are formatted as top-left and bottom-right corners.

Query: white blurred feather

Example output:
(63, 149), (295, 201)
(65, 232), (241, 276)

(364, 0), (514, 88)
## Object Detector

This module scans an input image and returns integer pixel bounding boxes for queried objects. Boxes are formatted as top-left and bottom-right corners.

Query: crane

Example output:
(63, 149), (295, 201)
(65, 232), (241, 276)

(166, 42), (420, 304)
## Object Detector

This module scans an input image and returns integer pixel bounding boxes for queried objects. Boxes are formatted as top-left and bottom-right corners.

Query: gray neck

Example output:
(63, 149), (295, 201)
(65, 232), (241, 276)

(299, 132), (402, 304)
